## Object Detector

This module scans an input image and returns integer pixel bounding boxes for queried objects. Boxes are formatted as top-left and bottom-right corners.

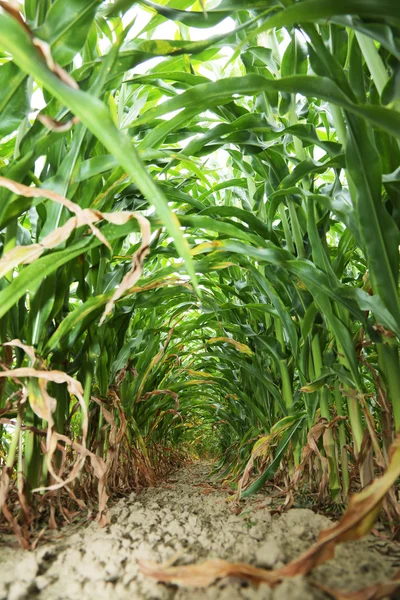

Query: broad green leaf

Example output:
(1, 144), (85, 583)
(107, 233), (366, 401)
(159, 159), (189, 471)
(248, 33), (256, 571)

(0, 11), (198, 290)
(346, 116), (400, 324)
(35, 0), (103, 66)
(133, 73), (400, 142)
(0, 62), (28, 137)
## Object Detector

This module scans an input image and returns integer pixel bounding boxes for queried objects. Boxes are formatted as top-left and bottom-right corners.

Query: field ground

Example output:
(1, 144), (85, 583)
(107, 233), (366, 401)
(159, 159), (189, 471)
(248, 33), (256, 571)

(1, 463), (399, 600)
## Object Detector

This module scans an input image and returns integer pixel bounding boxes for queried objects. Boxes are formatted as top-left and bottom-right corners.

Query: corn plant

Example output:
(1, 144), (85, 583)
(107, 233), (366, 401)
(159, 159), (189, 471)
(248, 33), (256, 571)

(0, 0), (400, 543)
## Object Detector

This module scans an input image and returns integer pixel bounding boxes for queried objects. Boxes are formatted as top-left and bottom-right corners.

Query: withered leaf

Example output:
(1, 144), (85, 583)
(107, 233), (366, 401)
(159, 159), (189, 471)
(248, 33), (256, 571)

(138, 558), (281, 588)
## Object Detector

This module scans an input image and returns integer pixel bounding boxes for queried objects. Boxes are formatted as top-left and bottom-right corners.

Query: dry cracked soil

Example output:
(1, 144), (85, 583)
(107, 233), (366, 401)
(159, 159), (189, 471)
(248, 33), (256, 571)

(1, 462), (399, 600)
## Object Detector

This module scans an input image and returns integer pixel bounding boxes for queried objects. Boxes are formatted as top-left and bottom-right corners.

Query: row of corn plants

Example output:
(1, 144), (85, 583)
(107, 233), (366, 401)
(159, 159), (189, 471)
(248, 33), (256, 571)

(0, 0), (400, 543)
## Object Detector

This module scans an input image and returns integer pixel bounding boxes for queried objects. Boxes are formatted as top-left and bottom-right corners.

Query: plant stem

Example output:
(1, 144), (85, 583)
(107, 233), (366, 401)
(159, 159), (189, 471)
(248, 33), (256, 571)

(279, 204), (295, 254)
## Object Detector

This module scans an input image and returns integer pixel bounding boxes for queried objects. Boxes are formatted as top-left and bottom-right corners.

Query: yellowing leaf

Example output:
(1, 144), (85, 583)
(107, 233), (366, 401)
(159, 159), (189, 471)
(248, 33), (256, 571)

(209, 262), (236, 270)
(191, 241), (223, 255)
(300, 380), (326, 393)
(183, 369), (216, 379)
(207, 337), (253, 356)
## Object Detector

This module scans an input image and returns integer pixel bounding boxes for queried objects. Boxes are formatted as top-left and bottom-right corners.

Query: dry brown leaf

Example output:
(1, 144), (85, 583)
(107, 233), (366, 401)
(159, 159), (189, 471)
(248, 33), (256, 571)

(236, 418), (298, 500)
(0, 243), (49, 278)
(90, 453), (109, 527)
(0, 466), (10, 512)
(0, 363), (91, 509)
(49, 505), (57, 530)
(139, 389), (179, 409)
(32, 37), (79, 89)
(292, 418), (329, 496)
(0, 367), (86, 430)
(138, 558), (281, 588)
(274, 432), (400, 578)
(91, 391), (127, 516)
(1, 502), (30, 549)
(4, 339), (37, 363)
(0, 176), (110, 251)
(292, 416), (346, 500)
(47, 431), (109, 526)
(0, 218), (80, 276)
(0, 4), (79, 90)
(0, 406), (23, 513)
(38, 114), (80, 132)
(0, 0), (30, 32)
(99, 212), (150, 324)
(0, 177), (149, 282)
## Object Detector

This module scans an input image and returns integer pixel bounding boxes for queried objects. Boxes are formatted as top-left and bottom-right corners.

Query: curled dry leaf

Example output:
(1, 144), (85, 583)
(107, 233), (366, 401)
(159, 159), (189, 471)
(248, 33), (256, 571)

(139, 389), (179, 410)
(0, 3), (79, 90)
(32, 37), (79, 89)
(99, 212), (150, 324)
(0, 466), (10, 512)
(236, 417), (297, 499)
(140, 433), (400, 589)
(358, 394), (389, 471)
(48, 431), (109, 527)
(0, 177), (149, 283)
(0, 367), (86, 431)
(1, 414), (109, 526)
(0, 343), (109, 527)
(4, 339), (37, 363)
(272, 431), (400, 578)
(0, 175), (110, 251)
(38, 114), (80, 132)
(0, 218), (77, 278)
(92, 391), (127, 502)
(138, 558), (281, 588)
(0, 365), (90, 502)
(292, 418), (329, 495)
(1, 501), (30, 549)
(0, 0), (30, 33)
(292, 416), (347, 501)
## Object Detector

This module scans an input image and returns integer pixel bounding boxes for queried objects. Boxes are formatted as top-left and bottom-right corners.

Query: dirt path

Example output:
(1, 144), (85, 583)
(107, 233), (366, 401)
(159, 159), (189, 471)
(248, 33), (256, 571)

(1, 462), (399, 600)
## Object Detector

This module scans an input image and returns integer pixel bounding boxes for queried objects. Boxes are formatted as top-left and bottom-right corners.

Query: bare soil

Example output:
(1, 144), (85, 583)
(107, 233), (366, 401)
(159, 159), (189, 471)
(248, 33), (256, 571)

(1, 462), (399, 600)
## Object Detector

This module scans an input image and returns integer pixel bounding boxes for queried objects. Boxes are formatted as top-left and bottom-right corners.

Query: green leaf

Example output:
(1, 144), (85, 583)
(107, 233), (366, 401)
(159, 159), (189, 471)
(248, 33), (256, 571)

(0, 62), (28, 138)
(0, 11), (198, 290)
(346, 116), (400, 325)
(240, 416), (305, 498)
(133, 73), (400, 142)
(0, 219), (138, 320)
(35, 0), (103, 66)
